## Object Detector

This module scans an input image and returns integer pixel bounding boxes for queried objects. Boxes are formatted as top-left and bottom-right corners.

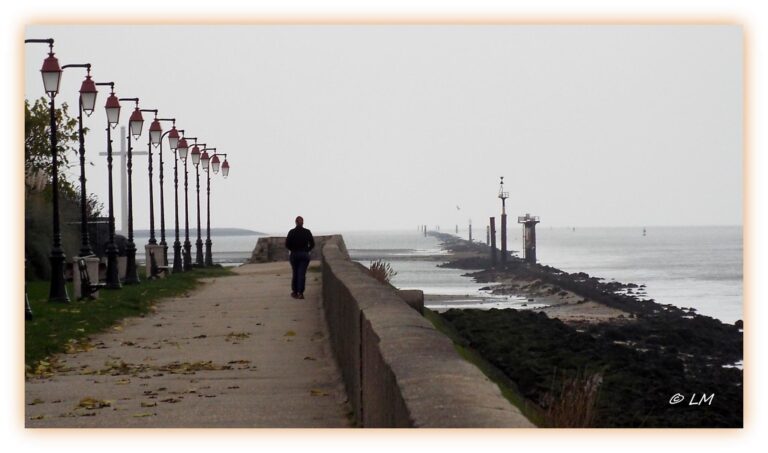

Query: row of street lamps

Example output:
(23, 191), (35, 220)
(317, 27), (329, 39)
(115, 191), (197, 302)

(26, 38), (231, 303)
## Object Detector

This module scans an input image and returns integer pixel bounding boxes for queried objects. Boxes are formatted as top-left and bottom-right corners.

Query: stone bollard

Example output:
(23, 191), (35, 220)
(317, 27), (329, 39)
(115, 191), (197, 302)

(396, 289), (424, 315)
(72, 256), (102, 299)
(144, 244), (167, 278)
(117, 256), (127, 280)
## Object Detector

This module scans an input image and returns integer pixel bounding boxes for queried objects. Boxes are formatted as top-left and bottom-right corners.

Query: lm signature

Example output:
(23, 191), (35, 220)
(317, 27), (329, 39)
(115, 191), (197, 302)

(669, 393), (715, 406)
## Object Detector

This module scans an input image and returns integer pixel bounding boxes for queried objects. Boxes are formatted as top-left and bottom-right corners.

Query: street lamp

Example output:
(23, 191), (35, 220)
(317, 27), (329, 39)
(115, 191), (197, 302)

(25, 38), (68, 302)
(173, 135), (191, 272)
(157, 121), (178, 266)
(119, 98), (144, 284)
(182, 139), (204, 270)
(95, 82), (121, 289)
(221, 158), (230, 178)
(191, 144), (204, 267)
(204, 150), (228, 266)
(140, 109), (159, 247)
(61, 63), (97, 258)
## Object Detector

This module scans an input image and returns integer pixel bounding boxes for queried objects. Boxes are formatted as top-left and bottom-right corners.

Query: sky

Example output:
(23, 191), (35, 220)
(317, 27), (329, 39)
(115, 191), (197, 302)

(23, 23), (742, 233)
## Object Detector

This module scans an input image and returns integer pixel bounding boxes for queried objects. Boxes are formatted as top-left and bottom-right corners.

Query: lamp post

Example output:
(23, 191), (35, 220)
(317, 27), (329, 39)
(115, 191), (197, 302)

(25, 38), (68, 302)
(174, 135), (191, 272)
(204, 151), (229, 266)
(95, 82), (121, 288)
(60, 63), (98, 258)
(190, 144), (204, 267)
(118, 98), (144, 284)
(182, 140), (204, 270)
(142, 109), (159, 246)
(157, 122), (179, 266)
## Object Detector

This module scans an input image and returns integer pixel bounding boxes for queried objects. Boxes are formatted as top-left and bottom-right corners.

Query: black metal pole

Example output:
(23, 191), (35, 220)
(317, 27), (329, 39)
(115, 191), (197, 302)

(204, 166), (212, 266)
(172, 148), (182, 272)
(158, 135), (167, 264)
(48, 93), (70, 302)
(195, 164), (203, 266)
(183, 157), (192, 270)
(144, 112), (158, 246)
(124, 130), (140, 284)
(148, 132), (156, 245)
(154, 120), (175, 266)
(76, 96), (93, 257)
(105, 124), (121, 288)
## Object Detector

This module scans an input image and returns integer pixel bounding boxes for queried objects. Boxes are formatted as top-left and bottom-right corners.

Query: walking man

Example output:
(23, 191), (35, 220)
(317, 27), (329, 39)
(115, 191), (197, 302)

(285, 216), (315, 299)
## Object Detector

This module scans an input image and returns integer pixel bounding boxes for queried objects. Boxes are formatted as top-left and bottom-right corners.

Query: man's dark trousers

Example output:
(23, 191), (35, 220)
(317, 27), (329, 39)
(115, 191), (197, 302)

(289, 251), (311, 294)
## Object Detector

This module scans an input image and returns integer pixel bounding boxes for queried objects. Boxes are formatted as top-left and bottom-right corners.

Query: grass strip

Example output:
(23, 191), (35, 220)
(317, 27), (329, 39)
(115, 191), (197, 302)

(25, 266), (234, 370)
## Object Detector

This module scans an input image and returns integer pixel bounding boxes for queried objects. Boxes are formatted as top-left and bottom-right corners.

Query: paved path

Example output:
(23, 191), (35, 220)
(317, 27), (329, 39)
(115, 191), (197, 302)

(25, 262), (351, 428)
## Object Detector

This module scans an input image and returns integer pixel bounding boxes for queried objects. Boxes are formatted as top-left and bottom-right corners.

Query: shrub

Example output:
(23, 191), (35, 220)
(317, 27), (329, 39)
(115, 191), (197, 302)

(542, 369), (603, 427)
(368, 259), (397, 284)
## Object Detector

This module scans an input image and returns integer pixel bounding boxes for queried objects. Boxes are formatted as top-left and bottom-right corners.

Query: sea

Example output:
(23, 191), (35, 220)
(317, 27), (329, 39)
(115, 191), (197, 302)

(133, 225), (743, 324)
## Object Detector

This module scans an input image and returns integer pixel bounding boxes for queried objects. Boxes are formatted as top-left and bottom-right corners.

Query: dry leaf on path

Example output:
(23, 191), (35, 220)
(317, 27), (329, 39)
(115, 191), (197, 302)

(310, 389), (329, 397)
(77, 397), (111, 410)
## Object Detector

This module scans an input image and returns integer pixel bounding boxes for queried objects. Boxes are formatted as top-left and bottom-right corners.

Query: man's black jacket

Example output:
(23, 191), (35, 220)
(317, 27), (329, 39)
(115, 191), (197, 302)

(285, 227), (315, 253)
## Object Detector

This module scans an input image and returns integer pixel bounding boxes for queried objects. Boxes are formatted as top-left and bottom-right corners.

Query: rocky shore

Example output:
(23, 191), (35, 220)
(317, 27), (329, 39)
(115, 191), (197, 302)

(429, 232), (743, 427)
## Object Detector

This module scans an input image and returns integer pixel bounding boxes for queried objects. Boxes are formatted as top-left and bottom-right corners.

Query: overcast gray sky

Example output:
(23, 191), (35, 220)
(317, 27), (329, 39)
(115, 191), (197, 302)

(24, 25), (742, 233)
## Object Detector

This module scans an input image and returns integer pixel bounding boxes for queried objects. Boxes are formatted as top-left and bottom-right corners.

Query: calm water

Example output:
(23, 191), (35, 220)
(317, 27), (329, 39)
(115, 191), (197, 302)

(134, 226), (743, 323)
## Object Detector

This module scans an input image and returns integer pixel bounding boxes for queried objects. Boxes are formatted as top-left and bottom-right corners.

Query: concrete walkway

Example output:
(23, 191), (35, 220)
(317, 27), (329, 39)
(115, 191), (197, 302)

(25, 262), (351, 428)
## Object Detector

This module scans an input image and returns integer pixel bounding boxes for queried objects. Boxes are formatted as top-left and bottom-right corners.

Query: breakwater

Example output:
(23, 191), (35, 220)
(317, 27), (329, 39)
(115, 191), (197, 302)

(430, 231), (743, 427)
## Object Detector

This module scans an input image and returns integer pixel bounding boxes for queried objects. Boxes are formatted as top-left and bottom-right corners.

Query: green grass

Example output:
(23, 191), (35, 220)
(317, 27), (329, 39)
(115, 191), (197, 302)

(25, 266), (234, 371)
(423, 308), (545, 427)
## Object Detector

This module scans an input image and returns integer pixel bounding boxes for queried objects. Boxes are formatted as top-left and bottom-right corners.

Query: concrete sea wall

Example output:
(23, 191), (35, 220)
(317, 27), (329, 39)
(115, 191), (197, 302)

(320, 236), (533, 428)
(249, 235), (348, 263)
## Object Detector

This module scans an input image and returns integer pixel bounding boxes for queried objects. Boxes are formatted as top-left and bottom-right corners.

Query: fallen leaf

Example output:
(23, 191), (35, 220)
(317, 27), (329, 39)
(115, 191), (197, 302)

(284, 331), (296, 337)
(133, 412), (155, 417)
(140, 402), (157, 408)
(310, 389), (329, 397)
(303, 356), (316, 361)
(30, 415), (45, 420)
(225, 332), (251, 342)
(29, 398), (45, 406)
(77, 397), (111, 410)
